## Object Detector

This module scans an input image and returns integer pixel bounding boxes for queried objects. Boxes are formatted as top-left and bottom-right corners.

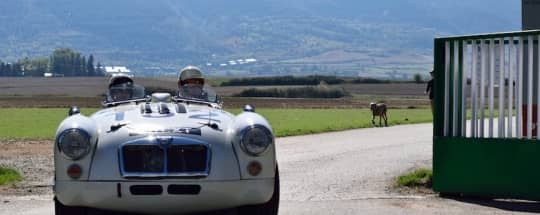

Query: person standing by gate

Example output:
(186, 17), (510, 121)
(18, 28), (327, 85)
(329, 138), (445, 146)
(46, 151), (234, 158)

(425, 70), (434, 113)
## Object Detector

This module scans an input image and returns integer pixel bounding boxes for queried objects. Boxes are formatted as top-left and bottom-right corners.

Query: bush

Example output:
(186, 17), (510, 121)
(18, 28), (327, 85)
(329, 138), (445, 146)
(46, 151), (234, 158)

(396, 168), (432, 188)
(0, 167), (22, 186)
(413, 73), (423, 84)
(234, 86), (349, 98)
(350, 77), (390, 84)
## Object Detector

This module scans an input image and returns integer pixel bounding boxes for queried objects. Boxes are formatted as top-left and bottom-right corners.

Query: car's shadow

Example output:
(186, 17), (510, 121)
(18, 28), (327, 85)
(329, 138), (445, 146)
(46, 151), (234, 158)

(89, 208), (239, 215)
(441, 194), (540, 213)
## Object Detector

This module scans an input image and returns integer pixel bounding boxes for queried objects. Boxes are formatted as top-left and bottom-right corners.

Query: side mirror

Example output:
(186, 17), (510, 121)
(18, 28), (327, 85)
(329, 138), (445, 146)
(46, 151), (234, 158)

(243, 104), (255, 112)
(68, 106), (81, 116)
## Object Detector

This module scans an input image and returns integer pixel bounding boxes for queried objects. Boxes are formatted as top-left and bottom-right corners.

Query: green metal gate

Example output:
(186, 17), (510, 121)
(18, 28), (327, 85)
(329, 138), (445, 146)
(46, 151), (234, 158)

(433, 30), (540, 200)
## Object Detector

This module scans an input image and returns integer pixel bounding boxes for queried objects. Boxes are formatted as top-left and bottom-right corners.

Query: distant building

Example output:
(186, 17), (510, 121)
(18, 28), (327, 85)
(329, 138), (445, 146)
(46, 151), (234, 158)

(245, 58), (257, 63)
(104, 66), (132, 77)
(43, 73), (64, 77)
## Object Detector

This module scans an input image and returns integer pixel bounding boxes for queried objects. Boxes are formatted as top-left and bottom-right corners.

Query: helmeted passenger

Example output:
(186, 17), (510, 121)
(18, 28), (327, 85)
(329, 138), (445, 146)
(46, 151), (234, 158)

(108, 75), (135, 102)
(177, 66), (206, 99)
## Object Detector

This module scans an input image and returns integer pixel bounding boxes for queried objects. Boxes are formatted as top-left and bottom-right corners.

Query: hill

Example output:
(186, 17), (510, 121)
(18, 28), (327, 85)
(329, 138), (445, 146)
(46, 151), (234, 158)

(0, 0), (521, 77)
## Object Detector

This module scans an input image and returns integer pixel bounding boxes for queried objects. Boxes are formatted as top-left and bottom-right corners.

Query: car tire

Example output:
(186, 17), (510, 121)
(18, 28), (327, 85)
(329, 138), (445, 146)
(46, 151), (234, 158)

(55, 197), (88, 215)
(237, 166), (280, 215)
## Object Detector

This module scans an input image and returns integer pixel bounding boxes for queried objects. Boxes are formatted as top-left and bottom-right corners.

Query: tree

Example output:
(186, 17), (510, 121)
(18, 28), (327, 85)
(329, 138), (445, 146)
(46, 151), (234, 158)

(87, 55), (95, 76)
(23, 58), (49, 77)
(96, 62), (104, 76)
(49, 48), (83, 76)
(5, 63), (12, 76)
(81, 56), (87, 76)
(71, 52), (80, 76)
(0, 62), (4, 77)
(12, 63), (22, 76)
(413, 73), (423, 84)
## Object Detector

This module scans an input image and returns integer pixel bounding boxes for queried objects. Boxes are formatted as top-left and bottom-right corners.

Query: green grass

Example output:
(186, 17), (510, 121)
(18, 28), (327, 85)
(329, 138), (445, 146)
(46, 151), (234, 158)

(0, 108), (99, 140)
(396, 168), (433, 188)
(242, 108), (432, 137)
(0, 108), (432, 140)
(0, 167), (23, 186)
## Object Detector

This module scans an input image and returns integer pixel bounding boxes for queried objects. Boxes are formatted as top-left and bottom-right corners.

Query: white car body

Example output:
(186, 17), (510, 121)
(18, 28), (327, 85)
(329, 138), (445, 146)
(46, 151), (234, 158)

(54, 93), (278, 214)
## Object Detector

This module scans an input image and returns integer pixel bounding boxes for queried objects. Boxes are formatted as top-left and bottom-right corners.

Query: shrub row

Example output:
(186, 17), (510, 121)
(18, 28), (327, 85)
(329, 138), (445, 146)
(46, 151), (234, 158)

(234, 86), (349, 98)
(221, 75), (346, 86)
(350, 77), (391, 84)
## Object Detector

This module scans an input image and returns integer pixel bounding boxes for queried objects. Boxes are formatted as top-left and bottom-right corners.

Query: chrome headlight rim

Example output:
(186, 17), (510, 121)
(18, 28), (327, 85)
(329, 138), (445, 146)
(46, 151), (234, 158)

(239, 124), (274, 157)
(57, 128), (92, 160)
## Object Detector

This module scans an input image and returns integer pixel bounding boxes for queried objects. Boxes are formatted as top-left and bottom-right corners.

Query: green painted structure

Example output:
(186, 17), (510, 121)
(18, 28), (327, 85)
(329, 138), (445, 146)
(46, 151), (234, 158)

(433, 30), (540, 200)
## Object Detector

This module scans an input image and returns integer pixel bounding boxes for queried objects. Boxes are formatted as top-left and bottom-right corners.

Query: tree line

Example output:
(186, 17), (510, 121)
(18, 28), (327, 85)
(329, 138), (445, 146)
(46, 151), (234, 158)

(0, 48), (105, 77)
(221, 75), (346, 86)
(234, 85), (350, 98)
(220, 75), (417, 86)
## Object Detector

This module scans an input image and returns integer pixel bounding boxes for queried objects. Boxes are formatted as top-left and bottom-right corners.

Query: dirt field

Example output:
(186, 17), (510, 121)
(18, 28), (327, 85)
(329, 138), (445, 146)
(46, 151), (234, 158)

(0, 77), (430, 108)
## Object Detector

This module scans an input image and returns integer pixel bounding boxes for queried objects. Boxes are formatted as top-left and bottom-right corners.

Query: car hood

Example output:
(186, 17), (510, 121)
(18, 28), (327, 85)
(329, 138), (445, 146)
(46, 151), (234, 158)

(90, 103), (235, 143)
(85, 102), (241, 181)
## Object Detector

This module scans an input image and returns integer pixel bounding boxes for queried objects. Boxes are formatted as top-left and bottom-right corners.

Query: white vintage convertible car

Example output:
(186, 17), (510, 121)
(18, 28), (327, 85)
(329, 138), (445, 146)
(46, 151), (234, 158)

(54, 83), (279, 215)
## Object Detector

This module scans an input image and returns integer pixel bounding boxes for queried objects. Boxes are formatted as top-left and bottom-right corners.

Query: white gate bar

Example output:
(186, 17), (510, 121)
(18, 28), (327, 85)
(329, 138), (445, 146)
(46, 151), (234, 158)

(453, 41), (460, 137)
(537, 35), (540, 138)
(462, 42), (468, 137)
(444, 41), (450, 137)
(489, 39), (495, 137)
(498, 38), (505, 137)
(516, 37), (523, 138)
(480, 41), (487, 138)
(471, 42), (478, 137)
(527, 36), (534, 139)
(508, 38), (515, 138)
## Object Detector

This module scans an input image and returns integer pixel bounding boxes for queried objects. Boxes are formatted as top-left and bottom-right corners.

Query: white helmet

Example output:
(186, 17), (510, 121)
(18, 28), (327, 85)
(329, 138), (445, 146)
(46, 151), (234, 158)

(108, 74), (134, 89)
(178, 66), (204, 86)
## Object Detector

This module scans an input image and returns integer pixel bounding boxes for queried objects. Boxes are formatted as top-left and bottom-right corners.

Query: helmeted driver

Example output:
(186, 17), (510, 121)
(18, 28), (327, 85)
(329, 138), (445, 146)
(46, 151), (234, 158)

(108, 75), (134, 102)
(178, 66), (206, 99)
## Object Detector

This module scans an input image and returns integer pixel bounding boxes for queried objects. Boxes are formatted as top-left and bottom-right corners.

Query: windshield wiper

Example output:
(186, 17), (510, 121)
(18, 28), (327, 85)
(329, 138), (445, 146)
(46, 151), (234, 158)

(172, 97), (221, 108)
(102, 98), (148, 108)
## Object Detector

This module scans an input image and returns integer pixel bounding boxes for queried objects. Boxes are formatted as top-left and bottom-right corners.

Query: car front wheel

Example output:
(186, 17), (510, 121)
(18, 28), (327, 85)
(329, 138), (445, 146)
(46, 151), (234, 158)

(237, 166), (280, 215)
(55, 197), (88, 215)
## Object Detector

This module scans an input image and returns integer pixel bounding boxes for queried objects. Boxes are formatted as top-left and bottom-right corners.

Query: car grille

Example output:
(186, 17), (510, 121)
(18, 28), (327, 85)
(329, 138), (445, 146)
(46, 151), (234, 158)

(120, 140), (210, 177)
(167, 145), (208, 172)
(123, 145), (164, 173)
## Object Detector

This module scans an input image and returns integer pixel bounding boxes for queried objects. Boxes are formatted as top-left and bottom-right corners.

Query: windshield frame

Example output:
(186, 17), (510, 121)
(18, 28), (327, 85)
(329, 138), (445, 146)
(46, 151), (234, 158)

(102, 97), (149, 108)
(175, 84), (221, 105)
(171, 96), (222, 109)
(103, 83), (147, 107)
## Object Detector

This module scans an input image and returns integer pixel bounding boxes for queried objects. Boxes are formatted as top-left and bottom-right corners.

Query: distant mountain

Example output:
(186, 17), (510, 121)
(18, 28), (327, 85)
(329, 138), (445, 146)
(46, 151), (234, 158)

(0, 0), (520, 77)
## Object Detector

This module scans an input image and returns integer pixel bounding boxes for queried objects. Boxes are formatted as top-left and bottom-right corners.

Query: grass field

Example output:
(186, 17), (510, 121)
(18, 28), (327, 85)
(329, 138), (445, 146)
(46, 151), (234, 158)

(233, 108), (432, 137)
(0, 108), (432, 140)
(0, 108), (99, 140)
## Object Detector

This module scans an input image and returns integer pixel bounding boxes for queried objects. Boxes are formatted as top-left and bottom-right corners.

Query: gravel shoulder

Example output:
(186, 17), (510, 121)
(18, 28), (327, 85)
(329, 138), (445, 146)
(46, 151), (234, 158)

(0, 140), (53, 196)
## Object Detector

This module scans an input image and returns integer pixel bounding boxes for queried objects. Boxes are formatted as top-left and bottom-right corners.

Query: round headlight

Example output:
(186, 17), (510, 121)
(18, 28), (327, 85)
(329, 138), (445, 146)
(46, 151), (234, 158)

(240, 125), (273, 156)
(57, 129), (92, 160)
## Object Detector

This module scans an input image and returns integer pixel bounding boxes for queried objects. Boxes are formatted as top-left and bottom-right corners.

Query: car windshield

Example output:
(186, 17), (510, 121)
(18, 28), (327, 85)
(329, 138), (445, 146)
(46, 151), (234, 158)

(106, 83), (146, 103)
(176, 84), (219, 103)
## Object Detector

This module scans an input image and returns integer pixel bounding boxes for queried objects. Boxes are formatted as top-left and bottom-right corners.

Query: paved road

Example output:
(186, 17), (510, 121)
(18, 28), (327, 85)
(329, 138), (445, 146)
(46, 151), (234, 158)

(2, 123), (540, 214)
